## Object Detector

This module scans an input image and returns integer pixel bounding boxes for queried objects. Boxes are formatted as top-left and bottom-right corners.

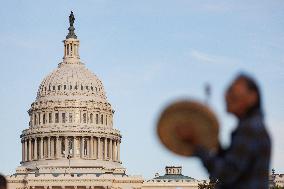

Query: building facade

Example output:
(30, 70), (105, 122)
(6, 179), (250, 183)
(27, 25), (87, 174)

(6, 12), (143, 189)
(6, 12), (201, 189)
(143, 166), (200, 189)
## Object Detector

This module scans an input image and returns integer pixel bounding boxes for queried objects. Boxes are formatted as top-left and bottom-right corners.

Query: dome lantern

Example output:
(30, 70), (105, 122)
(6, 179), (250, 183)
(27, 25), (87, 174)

(63, 11), (80, 61)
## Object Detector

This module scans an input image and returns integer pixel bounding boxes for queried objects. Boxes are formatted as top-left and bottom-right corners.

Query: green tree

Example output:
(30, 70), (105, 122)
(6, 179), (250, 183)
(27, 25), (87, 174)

(198, 178), (217, 189)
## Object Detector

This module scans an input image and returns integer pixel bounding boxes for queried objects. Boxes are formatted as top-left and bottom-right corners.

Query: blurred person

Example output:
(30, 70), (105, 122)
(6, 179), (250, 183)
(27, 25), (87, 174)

(177, 74), (271, 189)
(0, 174), (7, 189)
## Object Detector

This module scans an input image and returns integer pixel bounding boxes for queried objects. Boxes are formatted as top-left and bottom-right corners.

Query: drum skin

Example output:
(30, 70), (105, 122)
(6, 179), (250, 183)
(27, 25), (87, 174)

(157, 100), (219, 156)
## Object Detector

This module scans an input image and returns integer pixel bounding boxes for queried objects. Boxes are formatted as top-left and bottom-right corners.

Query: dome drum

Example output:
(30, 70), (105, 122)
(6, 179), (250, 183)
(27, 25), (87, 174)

(28, 107), (114, 128)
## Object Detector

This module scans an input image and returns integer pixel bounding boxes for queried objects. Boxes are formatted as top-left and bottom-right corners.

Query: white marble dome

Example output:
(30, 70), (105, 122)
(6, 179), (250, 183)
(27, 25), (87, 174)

(9, 13), (145, 189)
(37, 62), (107, 102)
(21, 29), (121, 171)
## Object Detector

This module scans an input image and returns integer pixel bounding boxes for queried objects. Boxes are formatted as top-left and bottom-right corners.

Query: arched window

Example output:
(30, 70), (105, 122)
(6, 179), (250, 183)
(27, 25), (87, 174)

(34, 114), (37, 126)
(70, 85), (72, 90)
(49, 113), (52, 123)
(96, 114), (98, 124)
(43, 114), (46, 124)
(69, 113), (73, 123)
(67, 44), (69, 55)
(64, 85), (66, 90)
(90, 113), (93, 123)
(38, 113), (41, 125)
(58, 85), (61, 90)
(101, 114), (103, 124)
(55, 113), (59, 123)
(53, 86), (55, 90)
(83, 113), (87, 123)
(105, 115), (107, 125)
(81, 85), (83, 90)
(62, 113), (66, 123)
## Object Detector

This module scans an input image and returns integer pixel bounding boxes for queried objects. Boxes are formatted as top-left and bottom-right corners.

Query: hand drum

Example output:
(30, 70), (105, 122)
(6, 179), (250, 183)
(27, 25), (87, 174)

(157, 100), (219, 156)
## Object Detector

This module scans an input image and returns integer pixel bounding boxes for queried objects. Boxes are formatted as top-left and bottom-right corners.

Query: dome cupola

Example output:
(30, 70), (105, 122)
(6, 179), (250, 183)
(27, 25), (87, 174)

(36, 11), (107, 102)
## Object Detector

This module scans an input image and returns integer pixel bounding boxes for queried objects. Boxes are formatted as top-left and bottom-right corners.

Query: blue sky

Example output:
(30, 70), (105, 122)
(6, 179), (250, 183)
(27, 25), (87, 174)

(0, 0), (283, 180)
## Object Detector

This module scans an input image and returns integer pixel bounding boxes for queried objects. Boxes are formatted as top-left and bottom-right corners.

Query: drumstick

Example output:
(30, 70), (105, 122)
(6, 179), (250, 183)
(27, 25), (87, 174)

(205, 83), (211, 105)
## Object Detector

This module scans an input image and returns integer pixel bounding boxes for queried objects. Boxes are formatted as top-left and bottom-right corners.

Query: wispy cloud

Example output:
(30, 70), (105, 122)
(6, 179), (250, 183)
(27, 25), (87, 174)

(189, 49), (239, 66)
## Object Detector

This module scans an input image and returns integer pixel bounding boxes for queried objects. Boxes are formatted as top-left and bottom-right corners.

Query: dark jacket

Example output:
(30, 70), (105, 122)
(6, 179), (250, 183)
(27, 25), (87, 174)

(196, 110), (271, 189)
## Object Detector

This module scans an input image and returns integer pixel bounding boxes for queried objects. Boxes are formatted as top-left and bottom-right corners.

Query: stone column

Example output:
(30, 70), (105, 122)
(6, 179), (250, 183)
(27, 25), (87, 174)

(113, 140), (116, 161)
(56, 136), (60, 158)
(94, 137), (97, 159)
(28, 138), (32, 161)
(104, 138), (107, 160)
(58, 137), (63, 158)
(40, 137), (44, 159)
(48, 137), (51, 158)
(65, 136), (68, 158)
(21, 140), (24, 162)
(114, 140), (117, 161)
(69, 43), (71, 56)
(64, 44), (66, 57)
(73, 136), (76, 157)
(24, 139), (28, 161)
(51, 137), (55, 158)
(34, 137), (38, 160)
(117, 140), (120, 162)
(109, 139), (113, 161)
(86, 137), (90, 157)
(90, 136), (94, 159)
(97, 137), (101, 160)
(81, 136), (84, 158)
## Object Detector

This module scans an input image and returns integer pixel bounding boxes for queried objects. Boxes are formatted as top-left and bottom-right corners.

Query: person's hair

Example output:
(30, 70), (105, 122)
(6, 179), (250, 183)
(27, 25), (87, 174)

(0, 174), (7, 189)
(236, 73), (262, 111)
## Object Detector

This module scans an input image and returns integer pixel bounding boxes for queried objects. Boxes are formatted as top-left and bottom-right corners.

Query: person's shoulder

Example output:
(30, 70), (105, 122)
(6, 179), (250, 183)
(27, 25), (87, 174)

(246, 112), (271, 142)
(240, 112), (267, 136)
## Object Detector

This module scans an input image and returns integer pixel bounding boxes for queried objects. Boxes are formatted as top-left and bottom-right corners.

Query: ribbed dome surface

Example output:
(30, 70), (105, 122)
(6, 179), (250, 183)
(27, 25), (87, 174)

(36, 62), (107, 101)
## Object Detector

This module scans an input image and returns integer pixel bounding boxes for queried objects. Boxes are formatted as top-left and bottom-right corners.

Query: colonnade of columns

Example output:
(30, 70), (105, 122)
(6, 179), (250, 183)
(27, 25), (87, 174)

(21, 135), (120, 163)
(28, 186), (107, 189)
(64, 39), (79, 58)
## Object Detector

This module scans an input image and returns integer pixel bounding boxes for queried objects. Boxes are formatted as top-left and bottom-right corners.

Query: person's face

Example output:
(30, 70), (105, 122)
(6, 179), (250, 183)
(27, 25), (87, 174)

(225, 78), (257, 118)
